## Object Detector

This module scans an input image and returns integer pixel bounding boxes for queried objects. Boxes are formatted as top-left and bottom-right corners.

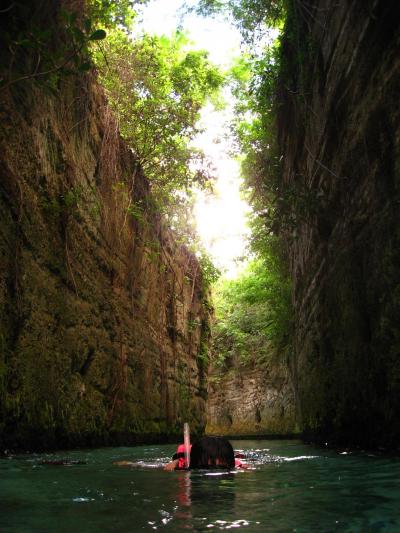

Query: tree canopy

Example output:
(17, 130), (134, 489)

(193, 0), (284, 40)
(93, 29), (224, 223)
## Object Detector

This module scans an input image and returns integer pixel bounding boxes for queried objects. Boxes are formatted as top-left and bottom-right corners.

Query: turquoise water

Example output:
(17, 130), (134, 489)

(1, 440), (400, 532)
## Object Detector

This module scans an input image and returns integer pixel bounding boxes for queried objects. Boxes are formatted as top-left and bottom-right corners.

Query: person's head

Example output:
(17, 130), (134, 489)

(189, 436), (235, 469)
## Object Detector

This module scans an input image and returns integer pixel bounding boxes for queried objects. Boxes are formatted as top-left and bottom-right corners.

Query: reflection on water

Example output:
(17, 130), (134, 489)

(1, 440), (400, 532)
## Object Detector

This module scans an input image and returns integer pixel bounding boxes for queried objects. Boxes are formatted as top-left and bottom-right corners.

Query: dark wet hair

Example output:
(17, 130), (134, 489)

(190, 436), (235, 469)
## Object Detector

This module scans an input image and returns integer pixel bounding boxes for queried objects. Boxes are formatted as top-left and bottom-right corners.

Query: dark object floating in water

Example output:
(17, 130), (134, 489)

(40, 459), (87, 466)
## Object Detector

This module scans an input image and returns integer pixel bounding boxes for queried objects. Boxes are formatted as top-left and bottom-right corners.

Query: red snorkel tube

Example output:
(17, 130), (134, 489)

(183, 422), (190, 469)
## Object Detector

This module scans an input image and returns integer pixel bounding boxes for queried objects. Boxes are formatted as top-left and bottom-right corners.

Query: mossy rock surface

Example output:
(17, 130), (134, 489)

(0, 5), (211, 451)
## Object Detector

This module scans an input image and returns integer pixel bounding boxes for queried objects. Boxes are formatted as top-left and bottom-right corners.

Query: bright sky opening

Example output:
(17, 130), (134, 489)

(136, 0), (251, 277)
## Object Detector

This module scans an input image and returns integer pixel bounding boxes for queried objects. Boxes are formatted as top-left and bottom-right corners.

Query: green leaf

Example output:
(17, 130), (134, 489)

(89, 29), (107, 41)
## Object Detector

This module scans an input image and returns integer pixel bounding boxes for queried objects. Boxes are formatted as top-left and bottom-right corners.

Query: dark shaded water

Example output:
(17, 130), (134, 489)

(1, 440), (400, 532)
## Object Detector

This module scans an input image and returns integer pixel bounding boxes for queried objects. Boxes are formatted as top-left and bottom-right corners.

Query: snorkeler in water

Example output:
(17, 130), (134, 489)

(114, 436), (244, 470)
(164, 436), (245, 470)
(114, 422), (246, 470)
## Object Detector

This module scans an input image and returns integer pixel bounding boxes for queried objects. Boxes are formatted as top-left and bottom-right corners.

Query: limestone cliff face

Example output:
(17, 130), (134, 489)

(278, 0), (400, 447)
(0, 39), (210, 449)
(206, 360), (297, 436)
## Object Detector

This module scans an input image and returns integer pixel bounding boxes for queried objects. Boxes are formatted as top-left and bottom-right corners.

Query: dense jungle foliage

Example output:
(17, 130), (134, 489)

(93, 30), (224, 220)
(88, 1), (228, 266)
(194, 0), (294, 365)
(213, 249), (292, 367)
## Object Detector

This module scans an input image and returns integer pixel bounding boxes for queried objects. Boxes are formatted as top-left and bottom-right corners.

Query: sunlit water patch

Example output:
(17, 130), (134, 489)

(1, 440), (400, 532)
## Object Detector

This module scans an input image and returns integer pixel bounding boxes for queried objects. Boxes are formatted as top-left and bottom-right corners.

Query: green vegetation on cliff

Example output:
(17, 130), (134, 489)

(93, 30), (224, 220)
(213, 248), (292, 367)
(0, 0), (225, 246)
(193, 1), (293, 369)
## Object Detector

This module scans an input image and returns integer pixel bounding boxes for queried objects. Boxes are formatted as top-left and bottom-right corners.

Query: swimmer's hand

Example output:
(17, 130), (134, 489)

(113, 460), (137, 467)
(163, 459), (179, 471)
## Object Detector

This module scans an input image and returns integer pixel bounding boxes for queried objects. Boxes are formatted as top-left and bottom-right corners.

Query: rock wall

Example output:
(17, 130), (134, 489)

(0, 8), (210, 451)
(278, 0), (400, 448)
(206, 359), (297, 436)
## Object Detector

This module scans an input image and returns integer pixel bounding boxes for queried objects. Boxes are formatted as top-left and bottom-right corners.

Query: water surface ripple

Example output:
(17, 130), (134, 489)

(1, 440), (399, 532)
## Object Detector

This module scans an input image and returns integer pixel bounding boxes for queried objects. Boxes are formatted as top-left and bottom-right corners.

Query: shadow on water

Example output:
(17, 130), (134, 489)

(1, 440), (400, 532)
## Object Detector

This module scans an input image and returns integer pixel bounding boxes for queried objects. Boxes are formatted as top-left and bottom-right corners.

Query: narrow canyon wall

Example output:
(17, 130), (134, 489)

(206, 359), (297, 437)
(278, 0), (400, 447)
(0, 8), (210, 450)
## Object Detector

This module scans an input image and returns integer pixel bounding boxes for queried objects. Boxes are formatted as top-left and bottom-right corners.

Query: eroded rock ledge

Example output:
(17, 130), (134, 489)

(206, 360), (298, 437)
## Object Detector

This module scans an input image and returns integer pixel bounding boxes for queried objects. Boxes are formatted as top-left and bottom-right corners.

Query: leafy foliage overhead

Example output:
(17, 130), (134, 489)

(193, 0), (284, 40)
(88, 0), (149, 32)
(94, 30), (224, 215)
